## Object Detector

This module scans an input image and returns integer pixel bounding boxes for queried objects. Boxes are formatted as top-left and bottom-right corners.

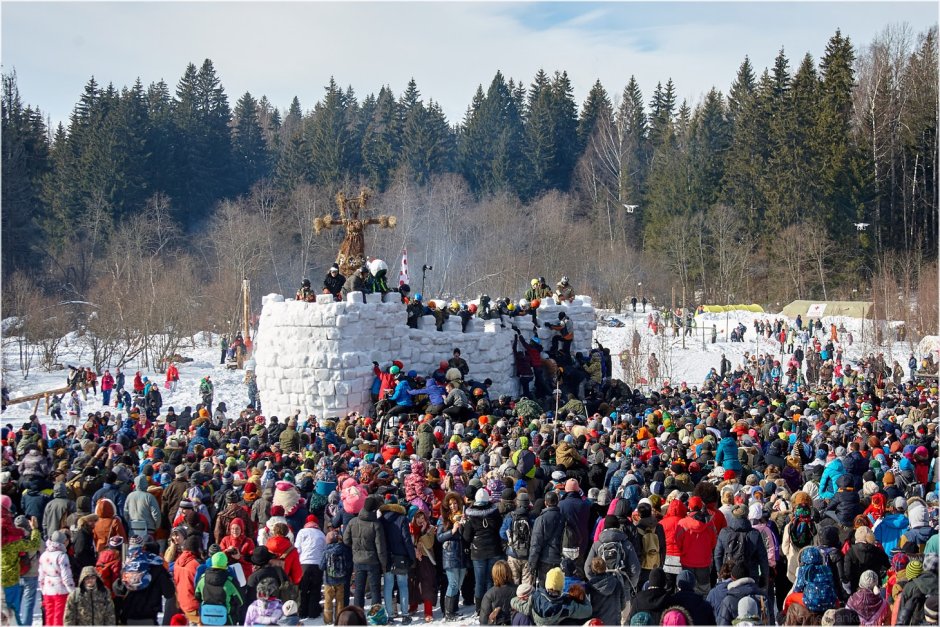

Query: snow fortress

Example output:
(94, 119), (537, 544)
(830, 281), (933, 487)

(254, 292), (598, 419)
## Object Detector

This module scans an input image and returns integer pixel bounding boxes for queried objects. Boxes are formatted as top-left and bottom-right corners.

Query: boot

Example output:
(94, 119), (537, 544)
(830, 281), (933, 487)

(474, 596), (482, 617)
(444, 595), (458, 621)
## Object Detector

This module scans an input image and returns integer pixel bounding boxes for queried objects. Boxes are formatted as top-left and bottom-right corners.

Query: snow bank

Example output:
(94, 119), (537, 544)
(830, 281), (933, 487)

(253, 294), (597, 418)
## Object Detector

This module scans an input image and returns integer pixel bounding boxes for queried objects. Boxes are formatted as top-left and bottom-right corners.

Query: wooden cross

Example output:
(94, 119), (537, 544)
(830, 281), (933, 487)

(313, 189), (397, 278)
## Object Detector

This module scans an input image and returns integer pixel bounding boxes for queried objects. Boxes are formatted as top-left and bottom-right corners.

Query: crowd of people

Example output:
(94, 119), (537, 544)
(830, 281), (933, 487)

(1, 279), (938, 627)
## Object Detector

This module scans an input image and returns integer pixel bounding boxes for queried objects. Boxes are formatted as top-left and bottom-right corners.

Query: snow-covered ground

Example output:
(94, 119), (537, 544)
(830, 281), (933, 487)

(2, 306), (922, 431)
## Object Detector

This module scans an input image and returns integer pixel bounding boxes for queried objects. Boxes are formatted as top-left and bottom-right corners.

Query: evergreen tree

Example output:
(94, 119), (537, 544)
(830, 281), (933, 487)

(306, 77), (359, 186)
(689, 88), (730, 210)
(727, 56), (756, 129)
(648, 78), (676, 147)
(578, 79), (613, 150)
(232, 91), (270, 193)
(523, 69), (555, 196)
(548, 71), (580, 189)
(361, 85), (401, 189)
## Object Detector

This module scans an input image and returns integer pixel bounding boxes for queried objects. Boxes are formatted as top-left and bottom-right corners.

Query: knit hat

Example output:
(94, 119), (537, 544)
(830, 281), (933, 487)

(732, 504), (747, 518)
(906, 559), (923, 580)
(648, 568), (667, 588)
(475, 490), (491, 505)
(211, 552), (228, 569)
(244, 482), (257, 495)
(925, 596), (938, 623)
(748, 503), (763, 522)
(270, 505), (285, 516)
(859, 570), (879, 592)
(737, 596), (760, 620)
(688, 496), (704, 511)
(855, 526), (875, 544)
(676, 570), (695, 591)
(516, 582), (533, 598)
(564, 478), (580, 493)
(305, 514), (319, 528)
(545, 567), (565, 592)
(109, 536), (124, 548)
(51, 530), (69, 545)
(894, 497), (907, 511)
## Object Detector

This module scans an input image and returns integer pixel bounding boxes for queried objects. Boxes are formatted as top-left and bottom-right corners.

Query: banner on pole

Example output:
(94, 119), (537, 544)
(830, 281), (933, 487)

(398, 247), (409, 287)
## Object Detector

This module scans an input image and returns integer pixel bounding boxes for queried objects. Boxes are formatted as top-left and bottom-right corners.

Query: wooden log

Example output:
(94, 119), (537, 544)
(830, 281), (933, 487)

(7, 385), (71, 406)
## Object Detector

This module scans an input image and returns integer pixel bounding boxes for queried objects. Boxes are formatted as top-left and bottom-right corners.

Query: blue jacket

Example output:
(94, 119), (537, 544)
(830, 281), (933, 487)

(874, 513), (909, 555)
(499, 508), (533, 559)
(389, 381), (413, 407)
(818, 458), (845, 500)
(715, 437), (742, 473)
(436, 519), (467, 570)
(408, 381), (445, 406)
(322, 542), (353, 584)
(379, 504), (415, 561)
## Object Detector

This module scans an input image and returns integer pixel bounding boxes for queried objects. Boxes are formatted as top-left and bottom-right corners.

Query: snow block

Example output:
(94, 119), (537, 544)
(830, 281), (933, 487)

(254, 291), (598, 417)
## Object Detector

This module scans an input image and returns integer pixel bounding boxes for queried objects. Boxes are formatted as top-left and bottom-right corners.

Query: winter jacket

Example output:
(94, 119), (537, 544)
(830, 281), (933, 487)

(64, 567), (116, 626)
(824, 489), (862, 527)
(39, 539), (75, 595)
(676, 512), (718, 569)
(635, 515), (667, 570)
(531, 587), (592, 626)
(843, 542), (889, 591)
(463, 502), (504, 560)
(896, 571), (939, 625)
(380, 503), (416, 568)
(480, 583), (516, 625)
(244, 598), (284, 625)
(294, 525), (326, 566)
(436, 519), (467, 570)
(162, 476), (190, 523)
(818, 458), (845, 500)
(389, 380), (414, 406)
(500, 507), (534, 559)
(21, 482), (51, 521)
(558, 492), (592, 554)
(715, 437), (742, 473)
(93, 498), (127, 552)
(173, 550), (200, 615)
(716, 577), (770, 626)
(265, 535), (302, 584)
(873, 513), (908, 555)
(528, 506), (564, 571)
(124, 476), (161, 532)
(91, 481), (126, 514)
(713, 516), (769, 585)
(660, 499), (687, 558)
(278, 427), (301, 454)
(587, 571), (626, 625)
(634, 584), (671, 624)
(119, 554), (174, 622)
(1, 528), (41, 587)
(43, 482), (75, 540)
(322, 541), (353, 585)
(343, 505), (388, 570)
(415, 422), (435, 460)
(669, 588), (716, 625)
(19, 449), (51, 479)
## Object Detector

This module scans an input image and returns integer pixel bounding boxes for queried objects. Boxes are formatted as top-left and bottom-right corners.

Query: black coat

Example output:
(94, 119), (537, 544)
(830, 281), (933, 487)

(463, 503), (504, 560)
(480, 584), (515, 625)
(528, 506), (564, 570)
(587, 572), (626, 626)
(825, 490), (862, 526)
(119, 562), (175, 621)
(843, 542), (890, 591)
(634, 586), (671, 624)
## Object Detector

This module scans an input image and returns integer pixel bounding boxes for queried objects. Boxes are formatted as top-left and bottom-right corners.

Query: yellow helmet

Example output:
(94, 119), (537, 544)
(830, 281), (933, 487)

(507, 303), (516, 311)
(531, 279), (539, 287)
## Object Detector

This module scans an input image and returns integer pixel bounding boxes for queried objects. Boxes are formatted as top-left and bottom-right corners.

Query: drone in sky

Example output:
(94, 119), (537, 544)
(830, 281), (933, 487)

(854, 223), (869, 231)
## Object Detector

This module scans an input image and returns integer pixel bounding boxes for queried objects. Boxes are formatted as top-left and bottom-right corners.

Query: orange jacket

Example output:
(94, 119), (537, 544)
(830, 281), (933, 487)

(173, 550), (200, 614)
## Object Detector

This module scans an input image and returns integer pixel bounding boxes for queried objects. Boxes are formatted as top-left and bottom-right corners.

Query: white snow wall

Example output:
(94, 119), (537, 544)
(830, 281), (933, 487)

(254, 292), (597, 419)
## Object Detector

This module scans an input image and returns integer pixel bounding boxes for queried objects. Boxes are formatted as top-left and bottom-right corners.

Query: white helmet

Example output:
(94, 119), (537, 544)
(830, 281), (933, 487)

(518, 298), (528, 308)
(367, 258), (388, 274)
(560, 276), (569, 285)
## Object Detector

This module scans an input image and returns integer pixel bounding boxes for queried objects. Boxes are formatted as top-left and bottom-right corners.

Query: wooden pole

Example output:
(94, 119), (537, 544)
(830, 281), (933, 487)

(682, 283), (686, 350)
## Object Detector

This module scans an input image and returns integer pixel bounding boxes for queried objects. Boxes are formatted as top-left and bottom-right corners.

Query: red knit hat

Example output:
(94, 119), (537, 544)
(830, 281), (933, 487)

(688, 496), (705, 511)
(244, 482), (257, 494)
(270, 505), (285, 516)
(305, 514), (319, 528)
(723, 469), (737, 481)
(169, 614), (188, 626)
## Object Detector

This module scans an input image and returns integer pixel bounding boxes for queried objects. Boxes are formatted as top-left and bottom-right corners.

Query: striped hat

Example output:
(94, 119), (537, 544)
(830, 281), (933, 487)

(906, 559), (923, 581)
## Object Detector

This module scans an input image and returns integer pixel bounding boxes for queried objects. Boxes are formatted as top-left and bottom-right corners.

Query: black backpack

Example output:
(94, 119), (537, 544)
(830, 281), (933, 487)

(508, 515), (532, 558)
(325, 546), (350, 580)
(598, 540), (626, 573)
(725, 529), (749, 565)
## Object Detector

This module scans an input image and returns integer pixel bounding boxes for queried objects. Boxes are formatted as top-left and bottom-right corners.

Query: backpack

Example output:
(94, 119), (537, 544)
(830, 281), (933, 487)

(508, 515), (532, 559)
(562, 518), (582, 560)
(800, 564), (837, 614)
(121, 553), (153, 592)
(95, 550), (122, 592)
(325, 546), (350, 580)
(788, 509), (816, 549)
(725, 529), (749, 565)
(200, 604), (228, 626)
(268, 550), (299, 602)
(598, 540), (625, 573)
(637, 527), (661, 571)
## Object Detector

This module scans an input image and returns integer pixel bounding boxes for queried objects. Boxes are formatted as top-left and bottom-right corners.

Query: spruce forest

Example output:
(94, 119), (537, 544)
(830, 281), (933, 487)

(2, 26), (937, 344)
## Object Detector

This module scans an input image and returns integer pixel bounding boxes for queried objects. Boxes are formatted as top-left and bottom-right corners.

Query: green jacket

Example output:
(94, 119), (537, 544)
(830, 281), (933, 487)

(1, 528), (41, 587)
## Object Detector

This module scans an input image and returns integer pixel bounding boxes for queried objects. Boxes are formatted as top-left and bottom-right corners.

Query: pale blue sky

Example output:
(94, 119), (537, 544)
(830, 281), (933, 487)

(2, 1), (936, 128)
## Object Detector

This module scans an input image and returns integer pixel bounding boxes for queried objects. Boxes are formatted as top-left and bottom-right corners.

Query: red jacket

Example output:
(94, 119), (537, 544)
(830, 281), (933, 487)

(101, 373), (115, 391)
(173, 550), (200, 614)
(660, 499), (688, 557)
(707, 504), (727, 534)
(675, 512), (718, 568)
(266, 535), (302, 584)
(133, 372), (145, 393)
(373, 365), (396, 399)
(166, 364), (179, 383)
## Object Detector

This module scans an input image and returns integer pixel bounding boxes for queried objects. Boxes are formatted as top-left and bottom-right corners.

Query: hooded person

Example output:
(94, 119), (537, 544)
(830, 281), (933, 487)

(39, 530), (75, 626)
(271, 481), (307, 534)
(195, 551), (244, 624)
(463, 487), (505, 613)
(844, 526), (890, 592)
(123, 475), (162, 537)
(343, 495), (387, 609)
(42, 481), (76, 540)
(63, 566), (116, 626)
(717, 561), (772, 626)
(715, 503), (771, 588)
(92, 498), (127, 553)
(899, 497), (936, 552)
(586, 556), (626, 626)
(667, 568), (715, 625)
